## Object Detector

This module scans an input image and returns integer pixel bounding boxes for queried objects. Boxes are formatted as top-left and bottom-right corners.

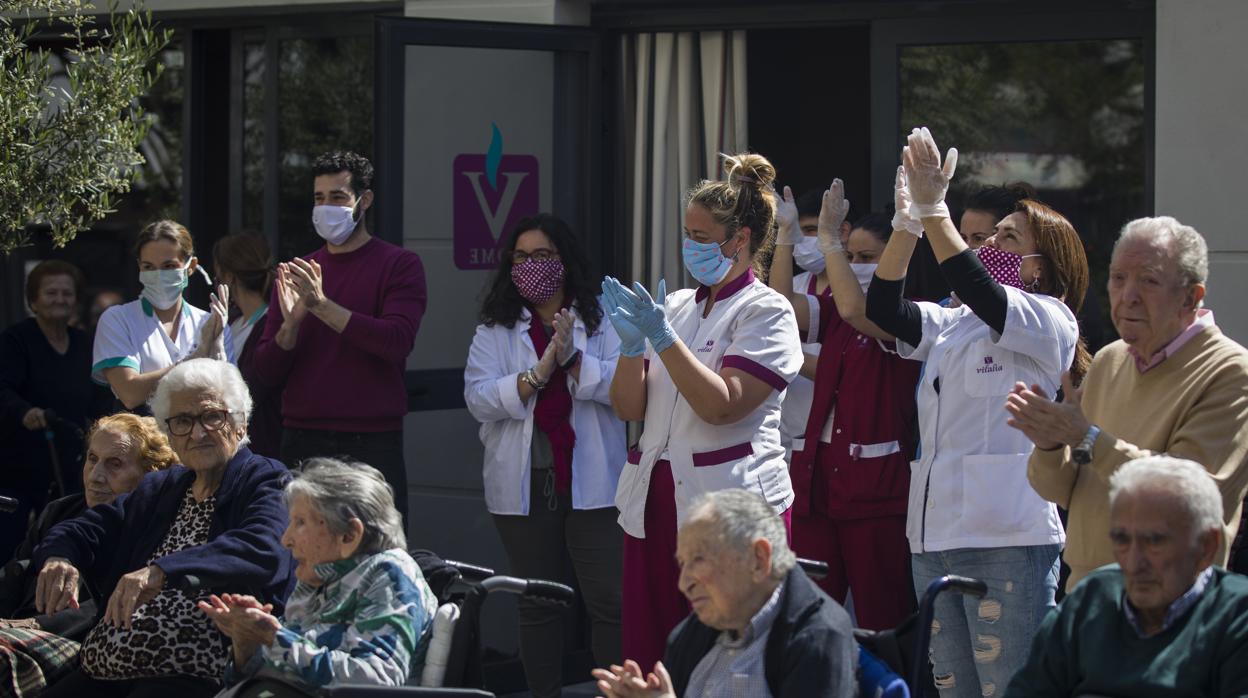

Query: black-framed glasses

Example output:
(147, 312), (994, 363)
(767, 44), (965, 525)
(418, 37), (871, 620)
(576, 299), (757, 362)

(510, 249), (558, 264)
(165, 410), (234, 437)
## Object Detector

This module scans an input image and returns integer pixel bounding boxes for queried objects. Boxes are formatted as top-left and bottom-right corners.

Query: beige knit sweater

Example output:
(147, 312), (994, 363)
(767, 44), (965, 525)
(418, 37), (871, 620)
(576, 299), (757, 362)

(1028, 324), (1248, 590)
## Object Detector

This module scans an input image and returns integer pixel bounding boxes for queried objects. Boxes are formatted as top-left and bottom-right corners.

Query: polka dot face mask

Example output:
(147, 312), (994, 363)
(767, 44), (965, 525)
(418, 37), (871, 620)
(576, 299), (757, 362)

(975, 245), (1041, 291)
(510, 258), (565, 305)
(682, 236), (736, 286)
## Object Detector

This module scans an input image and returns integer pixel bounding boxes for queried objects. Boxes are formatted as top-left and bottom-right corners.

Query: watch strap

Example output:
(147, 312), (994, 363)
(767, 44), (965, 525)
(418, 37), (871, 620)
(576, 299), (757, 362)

(560, 349), (582, 371)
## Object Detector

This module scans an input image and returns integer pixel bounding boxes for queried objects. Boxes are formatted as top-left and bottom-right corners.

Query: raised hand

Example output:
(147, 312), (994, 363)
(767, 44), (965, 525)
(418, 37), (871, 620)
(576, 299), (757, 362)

(285, 258), (327, 309)
(551, 309), (578, 366)
(275, 265), (309, 324)
(602, 278), (648, 357)
(614, 279), (677, 355)
(902, 126), (958, 217)
(1004, 372), (1091, 451)
(773, 185), (802, 246)
(817, 178), (850, 254)
(891, 165), (925, 237)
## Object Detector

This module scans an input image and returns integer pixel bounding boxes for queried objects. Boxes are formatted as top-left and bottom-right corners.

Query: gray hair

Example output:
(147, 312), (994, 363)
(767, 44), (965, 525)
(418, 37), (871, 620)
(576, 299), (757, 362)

(687, 489), (796, 579)
(286, 458), (406, 555)
(1114, 216), (1209, 288)
(151, 358), (252, 446)
(1109, 456), (1223, 539)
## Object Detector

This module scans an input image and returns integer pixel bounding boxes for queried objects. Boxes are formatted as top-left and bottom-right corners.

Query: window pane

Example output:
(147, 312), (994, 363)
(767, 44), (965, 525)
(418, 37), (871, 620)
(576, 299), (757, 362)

(276, 36), (374, 261)
(242, 41), (266, 231)
(900, 40), (1145, 345)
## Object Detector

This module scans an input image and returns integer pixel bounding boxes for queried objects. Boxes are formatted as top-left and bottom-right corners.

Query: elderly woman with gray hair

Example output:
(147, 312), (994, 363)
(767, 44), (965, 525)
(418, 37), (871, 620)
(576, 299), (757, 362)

(595, 489), (857, 698)
(200, 458), (438, 691)
(32, 358), (294, 698)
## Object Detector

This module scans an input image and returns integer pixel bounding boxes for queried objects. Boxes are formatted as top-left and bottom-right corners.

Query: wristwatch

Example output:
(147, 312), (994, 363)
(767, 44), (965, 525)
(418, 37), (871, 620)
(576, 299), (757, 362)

(1072, 424), (1101, 465)
(560, 349), (582, 371)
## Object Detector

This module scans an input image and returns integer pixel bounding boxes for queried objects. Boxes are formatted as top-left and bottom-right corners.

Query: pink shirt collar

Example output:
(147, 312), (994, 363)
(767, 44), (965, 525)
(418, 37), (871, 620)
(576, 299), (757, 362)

(1128, 309), (1215, 373)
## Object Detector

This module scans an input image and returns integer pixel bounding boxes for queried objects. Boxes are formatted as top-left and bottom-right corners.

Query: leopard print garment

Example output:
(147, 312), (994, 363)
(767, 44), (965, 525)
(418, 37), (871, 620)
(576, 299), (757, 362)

(80, 488), (230, 680)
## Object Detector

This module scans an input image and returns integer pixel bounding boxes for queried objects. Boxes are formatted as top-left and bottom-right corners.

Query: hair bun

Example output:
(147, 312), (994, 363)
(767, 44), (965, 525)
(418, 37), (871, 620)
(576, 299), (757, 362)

(722, 152), (777, 191)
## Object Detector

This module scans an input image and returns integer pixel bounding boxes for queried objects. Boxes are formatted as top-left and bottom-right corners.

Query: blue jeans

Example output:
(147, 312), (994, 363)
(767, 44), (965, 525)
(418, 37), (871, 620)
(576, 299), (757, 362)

(912, 545), (1060, 698)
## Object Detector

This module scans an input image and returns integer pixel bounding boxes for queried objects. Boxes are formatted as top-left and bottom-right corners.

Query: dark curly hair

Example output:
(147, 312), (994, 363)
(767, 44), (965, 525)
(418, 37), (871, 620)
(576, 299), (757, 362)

(479, 213), (602, 336)
(312, 151), (374, 197)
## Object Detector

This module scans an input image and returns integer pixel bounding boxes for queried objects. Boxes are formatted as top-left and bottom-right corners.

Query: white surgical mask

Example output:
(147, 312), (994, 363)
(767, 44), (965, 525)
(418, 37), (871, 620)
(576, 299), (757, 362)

(312, 199), (361, 246)
(850, 262), (878, 294)
(139, 259), (210, 310)
(793, 236), (826, 273)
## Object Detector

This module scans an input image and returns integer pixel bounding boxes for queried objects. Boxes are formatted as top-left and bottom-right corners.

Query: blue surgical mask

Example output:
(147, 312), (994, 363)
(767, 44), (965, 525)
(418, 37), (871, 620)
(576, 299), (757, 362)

(682, 236), (738, 286)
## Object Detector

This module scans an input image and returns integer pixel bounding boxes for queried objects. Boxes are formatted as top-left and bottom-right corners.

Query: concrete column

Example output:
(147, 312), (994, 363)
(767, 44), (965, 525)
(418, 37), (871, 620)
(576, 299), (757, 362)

(1155, 0), (1248, 344)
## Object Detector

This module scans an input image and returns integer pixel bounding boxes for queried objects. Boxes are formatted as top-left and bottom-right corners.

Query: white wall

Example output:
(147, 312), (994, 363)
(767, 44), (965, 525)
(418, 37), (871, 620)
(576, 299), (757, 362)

(1155, 0), (1248, 345)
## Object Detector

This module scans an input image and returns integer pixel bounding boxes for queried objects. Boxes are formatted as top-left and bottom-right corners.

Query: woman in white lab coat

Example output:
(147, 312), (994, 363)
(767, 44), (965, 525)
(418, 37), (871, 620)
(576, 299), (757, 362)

(464, 213), (626, 698)
(865, 128), (1090, 698)
(604, 153), (803, 672)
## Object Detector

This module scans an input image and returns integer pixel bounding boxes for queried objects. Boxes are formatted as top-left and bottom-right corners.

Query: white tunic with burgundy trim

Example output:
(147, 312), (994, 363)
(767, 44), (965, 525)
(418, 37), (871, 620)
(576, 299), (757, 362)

(615, 270), (803, 539)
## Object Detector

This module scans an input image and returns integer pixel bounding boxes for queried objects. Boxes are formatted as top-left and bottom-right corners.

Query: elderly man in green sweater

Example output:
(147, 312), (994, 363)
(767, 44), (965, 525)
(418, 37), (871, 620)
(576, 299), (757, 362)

(1006, 216), (1248, 590)
(1007, 456), (1248, 697)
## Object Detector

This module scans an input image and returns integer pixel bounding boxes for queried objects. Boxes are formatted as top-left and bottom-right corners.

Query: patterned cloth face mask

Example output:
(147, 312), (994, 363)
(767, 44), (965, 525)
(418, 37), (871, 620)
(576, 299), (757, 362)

(511, 258), (566, 305)
(682, 236), (738, 286)
(975, 245), (1042, 291)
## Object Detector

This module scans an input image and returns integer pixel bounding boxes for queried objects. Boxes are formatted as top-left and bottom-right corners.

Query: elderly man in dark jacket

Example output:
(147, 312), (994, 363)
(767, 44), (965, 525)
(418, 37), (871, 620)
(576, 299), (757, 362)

(594, 489), (856, 698)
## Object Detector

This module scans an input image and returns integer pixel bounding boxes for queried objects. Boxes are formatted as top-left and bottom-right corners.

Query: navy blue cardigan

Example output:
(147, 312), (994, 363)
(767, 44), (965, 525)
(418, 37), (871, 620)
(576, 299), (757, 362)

(34, 446), (296, 615)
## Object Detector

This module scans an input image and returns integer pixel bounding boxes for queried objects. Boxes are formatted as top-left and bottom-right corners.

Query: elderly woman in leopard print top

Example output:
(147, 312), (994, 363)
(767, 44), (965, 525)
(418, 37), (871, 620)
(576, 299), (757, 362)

(201, 458), (437, 691)
(33, 359), (295, 698)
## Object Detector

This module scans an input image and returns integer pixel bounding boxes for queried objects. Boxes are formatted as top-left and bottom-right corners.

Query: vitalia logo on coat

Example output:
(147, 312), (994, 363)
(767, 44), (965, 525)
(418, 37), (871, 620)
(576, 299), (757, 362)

(696, 340), (715, 353)
(453, 123), (539, 270)
(976, 355), (1003, 374)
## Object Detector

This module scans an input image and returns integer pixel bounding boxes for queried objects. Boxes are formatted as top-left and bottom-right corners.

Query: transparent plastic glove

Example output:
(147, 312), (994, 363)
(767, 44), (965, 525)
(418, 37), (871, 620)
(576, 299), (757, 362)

(902, 126), (958, 219)
(817, 178), (850, 255)
(601, 278), (647, 357)
(612, 278), (677, 355)
(773, 185), (802, 246)
(891, 165), (925, 237)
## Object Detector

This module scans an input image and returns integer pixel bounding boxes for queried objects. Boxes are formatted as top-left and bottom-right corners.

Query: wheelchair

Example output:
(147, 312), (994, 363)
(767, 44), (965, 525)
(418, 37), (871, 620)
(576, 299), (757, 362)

(222, 553), (985, 698)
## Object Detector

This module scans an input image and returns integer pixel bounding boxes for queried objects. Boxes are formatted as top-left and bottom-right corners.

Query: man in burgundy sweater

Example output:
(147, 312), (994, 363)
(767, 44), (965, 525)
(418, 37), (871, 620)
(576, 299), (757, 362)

(252, 151), (426, 520)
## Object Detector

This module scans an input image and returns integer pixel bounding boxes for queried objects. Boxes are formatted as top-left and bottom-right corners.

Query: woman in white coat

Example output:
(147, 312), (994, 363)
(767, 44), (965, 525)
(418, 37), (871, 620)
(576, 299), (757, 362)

(464, 213), (626, 698)
(604, 152), (804, 672)
(866, 128), (1091, 698)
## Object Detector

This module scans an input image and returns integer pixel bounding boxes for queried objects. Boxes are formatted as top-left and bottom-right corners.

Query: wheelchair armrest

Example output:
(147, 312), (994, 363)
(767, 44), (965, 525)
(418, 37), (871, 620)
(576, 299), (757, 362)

(479, 575), (575, 606)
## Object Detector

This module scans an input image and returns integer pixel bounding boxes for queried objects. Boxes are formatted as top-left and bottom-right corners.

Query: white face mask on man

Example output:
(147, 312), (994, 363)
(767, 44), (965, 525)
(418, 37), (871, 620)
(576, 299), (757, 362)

(312, 198), (361, 246)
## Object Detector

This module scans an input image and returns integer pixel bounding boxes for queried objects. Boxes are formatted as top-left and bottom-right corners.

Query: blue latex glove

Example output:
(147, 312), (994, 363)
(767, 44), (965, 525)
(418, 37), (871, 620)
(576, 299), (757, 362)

(601, 278), (647, 357)
(612, 278), (677, 355)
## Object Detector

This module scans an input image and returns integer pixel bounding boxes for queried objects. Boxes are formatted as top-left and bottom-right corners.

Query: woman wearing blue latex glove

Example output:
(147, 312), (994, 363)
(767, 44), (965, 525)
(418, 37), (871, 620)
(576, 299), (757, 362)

(605, 152), (804, 673)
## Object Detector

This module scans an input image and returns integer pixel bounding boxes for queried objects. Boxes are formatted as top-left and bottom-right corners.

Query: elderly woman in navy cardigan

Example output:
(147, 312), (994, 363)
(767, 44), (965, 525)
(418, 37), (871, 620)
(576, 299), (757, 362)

(32, 358), (295, 698)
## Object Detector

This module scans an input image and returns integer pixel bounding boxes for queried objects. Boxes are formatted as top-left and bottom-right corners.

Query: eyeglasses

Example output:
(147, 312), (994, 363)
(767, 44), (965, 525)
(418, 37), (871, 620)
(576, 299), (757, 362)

(165, 410), (234, 437)
(510, 250), (558, 264)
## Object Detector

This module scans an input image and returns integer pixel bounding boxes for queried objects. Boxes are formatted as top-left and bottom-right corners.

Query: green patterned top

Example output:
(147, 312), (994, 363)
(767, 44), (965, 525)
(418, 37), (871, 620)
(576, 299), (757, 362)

(235, 548), (438, 688)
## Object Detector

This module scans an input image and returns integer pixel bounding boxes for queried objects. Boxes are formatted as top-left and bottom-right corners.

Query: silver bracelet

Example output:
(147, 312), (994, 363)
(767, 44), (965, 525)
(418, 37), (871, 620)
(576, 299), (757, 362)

(521, 368), (548, 390)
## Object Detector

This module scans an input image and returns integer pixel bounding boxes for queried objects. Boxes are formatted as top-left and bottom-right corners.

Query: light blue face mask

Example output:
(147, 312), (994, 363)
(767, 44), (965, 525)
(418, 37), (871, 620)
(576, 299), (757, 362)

(682, 236), (739, 286)
(138, 259), (211, 310)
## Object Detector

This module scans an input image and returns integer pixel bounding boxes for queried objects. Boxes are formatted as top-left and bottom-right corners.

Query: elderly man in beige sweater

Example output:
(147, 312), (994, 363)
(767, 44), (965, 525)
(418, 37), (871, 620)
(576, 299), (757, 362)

(1005, 216), (1248, 591)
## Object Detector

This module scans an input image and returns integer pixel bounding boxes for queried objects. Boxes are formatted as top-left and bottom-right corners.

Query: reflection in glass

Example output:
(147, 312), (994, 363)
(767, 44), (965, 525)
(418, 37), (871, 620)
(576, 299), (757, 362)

(900, 40), (1145, 344)
(276, 36), (374, 261)
(242, 42), (266, 231)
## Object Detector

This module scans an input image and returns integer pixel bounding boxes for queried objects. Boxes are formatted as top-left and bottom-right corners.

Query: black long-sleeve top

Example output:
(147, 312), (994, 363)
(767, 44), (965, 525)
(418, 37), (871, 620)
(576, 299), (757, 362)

(866, 249), (1009, 348)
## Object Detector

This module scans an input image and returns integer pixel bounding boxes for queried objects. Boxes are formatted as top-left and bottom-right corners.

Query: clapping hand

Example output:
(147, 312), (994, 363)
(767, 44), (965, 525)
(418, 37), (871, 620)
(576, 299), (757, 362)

(1004, 371), (1091, 451)
(902, 126), (958, 219)
(601, 278), (648, 357)
(275, 265), (308, 324)
(817, 178), (850, 254)
(193, 284), (230, 360)
(773, 185), (802, 246)
(891, 165), (925, 237)
(283, 258), (327, 309)
(604, 278), (677, 355)
(592, 659), (676, 698)
(551, 309), (578, 367)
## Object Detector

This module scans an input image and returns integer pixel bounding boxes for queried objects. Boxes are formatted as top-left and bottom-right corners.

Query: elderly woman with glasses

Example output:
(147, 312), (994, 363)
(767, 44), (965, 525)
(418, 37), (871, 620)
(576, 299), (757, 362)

(200, 458), (438, 691)
(32, 358), (295, 698)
